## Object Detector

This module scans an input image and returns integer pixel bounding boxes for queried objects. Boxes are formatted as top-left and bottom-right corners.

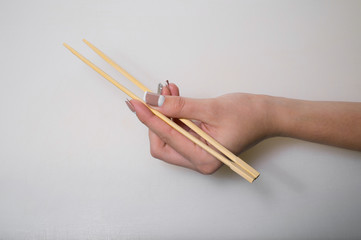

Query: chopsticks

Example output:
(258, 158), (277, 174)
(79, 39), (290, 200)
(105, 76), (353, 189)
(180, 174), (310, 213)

(63, 40), (260, 182)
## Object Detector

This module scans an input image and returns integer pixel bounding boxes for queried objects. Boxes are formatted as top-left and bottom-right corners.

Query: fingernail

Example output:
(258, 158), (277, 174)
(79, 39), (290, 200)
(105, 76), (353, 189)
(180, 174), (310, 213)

(157, 83), (163, 94)
(158, 80), (170, 94)
(125, 99), (135, 113)
(143, 91), (165, 107)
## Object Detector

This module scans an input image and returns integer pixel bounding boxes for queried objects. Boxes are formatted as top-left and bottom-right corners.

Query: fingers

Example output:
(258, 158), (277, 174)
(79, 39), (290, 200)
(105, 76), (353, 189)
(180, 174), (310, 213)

(148, 82), (177, 165)
(147, 82), (194, 169)
(148, 81), (176, 147)
(168, 82), (179, 96)
(158, 81), (179, 96)
(147, 134), (195, 169)
(131, 99), (206, 170)
(130, 82), (222, 174)
(148, 82), (172, 163)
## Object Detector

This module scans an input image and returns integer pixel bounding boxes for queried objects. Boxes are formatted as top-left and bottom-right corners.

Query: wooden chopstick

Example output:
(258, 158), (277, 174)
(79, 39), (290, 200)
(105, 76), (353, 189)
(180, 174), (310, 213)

(63, 42), (258, 182)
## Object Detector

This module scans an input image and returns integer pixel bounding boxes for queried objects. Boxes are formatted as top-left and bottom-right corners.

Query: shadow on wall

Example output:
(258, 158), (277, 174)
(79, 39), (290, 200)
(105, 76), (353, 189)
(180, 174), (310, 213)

(211, 137), (306, 189)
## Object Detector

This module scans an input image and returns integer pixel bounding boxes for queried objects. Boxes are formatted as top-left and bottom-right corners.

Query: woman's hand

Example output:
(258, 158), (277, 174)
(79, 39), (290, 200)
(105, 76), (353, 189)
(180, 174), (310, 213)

(129, 83), (277, 174)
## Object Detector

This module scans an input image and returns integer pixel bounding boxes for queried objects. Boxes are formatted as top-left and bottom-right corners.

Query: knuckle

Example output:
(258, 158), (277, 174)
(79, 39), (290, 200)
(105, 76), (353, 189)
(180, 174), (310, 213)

(150, 148), (160, 159)
(137, 113), (151, 125)
(158, 125), (177, 144)
(196, 164), (216, 175)
(158, 130), (172, 144)
(167, 97), (186, 117)
(150, 145), (163, 160)
(193, 156), (217, 175)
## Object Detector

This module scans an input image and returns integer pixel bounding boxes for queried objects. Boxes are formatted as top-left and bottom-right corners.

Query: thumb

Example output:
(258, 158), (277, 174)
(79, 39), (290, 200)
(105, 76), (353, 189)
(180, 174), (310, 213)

(144, 91), (214, 121)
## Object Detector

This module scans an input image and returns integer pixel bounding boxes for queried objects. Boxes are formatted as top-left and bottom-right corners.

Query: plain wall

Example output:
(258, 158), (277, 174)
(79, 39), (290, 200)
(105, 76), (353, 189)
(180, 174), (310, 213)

(0, 0), (360, 239)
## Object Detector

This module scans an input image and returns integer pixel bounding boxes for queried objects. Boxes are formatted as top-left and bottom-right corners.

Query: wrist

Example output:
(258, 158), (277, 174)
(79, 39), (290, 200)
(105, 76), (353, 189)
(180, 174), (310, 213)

(266, 96), (310, 139)
(260, 95), (294, 138)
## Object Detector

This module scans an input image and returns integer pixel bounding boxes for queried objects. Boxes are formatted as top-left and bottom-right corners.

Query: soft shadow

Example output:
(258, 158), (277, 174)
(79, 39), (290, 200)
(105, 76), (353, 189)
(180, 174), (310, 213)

(212, 137), (291, 178)
(212, 137), (306, 192)
(240, 137), (298, 166)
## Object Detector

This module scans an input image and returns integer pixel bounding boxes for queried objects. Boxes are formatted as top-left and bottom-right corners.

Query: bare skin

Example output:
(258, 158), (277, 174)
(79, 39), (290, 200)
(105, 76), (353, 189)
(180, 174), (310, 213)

(129, 83), (361, 175)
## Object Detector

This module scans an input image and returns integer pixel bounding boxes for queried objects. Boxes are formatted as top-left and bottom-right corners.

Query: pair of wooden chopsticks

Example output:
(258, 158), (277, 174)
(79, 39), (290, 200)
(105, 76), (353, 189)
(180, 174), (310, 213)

(63, 39), (260, 182)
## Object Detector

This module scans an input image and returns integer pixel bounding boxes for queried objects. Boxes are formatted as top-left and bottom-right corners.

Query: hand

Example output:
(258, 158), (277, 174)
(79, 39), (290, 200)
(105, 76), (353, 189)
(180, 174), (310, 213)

(129, 83), (276, 174)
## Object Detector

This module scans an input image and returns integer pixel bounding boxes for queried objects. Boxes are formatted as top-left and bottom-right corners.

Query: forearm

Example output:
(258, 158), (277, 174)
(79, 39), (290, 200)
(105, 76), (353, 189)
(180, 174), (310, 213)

(270, 97), (361, 151)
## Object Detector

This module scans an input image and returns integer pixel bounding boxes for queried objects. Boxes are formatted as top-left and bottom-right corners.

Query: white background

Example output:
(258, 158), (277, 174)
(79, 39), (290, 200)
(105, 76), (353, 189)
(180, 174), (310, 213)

(0, 0), (361, 239)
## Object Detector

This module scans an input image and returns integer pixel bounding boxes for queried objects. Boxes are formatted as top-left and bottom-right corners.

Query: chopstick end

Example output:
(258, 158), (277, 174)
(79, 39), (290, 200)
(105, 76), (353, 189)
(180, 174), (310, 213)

(63, 42), (71, 49)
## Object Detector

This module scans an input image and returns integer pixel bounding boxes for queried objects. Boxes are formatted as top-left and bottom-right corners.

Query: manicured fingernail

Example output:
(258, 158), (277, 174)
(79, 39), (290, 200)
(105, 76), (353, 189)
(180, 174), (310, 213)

(157, 83), (163, 94)
(158, 80), (170, 94)
(143, 91), (165, 107)
(125, 99), (135, 113)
